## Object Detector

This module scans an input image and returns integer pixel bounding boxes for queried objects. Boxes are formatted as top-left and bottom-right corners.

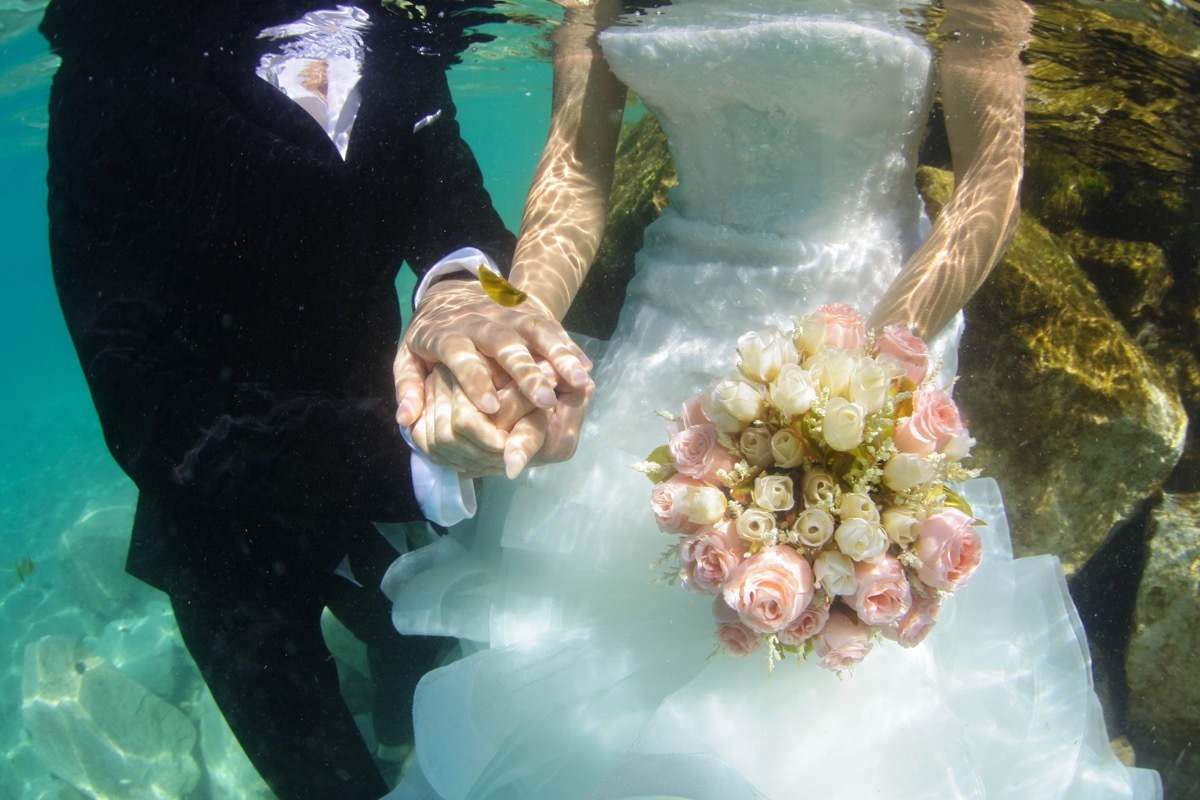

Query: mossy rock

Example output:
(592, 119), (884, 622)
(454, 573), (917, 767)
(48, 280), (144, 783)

(914, 164), (1191, 571)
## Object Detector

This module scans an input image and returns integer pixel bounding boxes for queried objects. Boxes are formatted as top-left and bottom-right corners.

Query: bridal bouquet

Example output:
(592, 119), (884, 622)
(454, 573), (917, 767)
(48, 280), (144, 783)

(641, 304), (983, 671)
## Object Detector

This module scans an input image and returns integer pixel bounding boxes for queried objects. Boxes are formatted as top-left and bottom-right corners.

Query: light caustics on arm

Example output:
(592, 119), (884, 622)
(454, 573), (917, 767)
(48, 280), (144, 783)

(869, 0), (1033, 338)
(508, 0), (629, 321)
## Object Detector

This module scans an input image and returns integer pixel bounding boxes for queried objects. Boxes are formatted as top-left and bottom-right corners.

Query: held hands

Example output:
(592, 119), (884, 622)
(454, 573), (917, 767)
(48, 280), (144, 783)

(394, 279), (594, 479)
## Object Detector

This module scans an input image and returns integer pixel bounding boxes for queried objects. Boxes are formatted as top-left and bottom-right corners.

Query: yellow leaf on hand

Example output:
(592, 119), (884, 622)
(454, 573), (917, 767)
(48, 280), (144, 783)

(478, 264), (527, 307)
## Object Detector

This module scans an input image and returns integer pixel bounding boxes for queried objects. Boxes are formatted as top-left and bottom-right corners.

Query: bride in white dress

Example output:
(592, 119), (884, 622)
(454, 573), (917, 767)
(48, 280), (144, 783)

(384, 0), (1162, 797)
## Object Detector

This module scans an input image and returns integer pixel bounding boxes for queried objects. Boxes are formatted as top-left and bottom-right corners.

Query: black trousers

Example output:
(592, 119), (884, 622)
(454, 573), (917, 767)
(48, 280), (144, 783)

(170, 522), (441, 800)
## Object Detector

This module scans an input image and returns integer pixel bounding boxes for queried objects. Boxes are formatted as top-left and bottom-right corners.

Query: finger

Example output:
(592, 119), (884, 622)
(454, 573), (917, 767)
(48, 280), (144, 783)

(511, 314), (594, 389)
(449, 378), (508, 453)
(504, 409), (550, 480)
(429, 366), (505, 473)
(393, 345), (428, 428)
(417, 369), (502, 474)
(418, 329), (502, 415)
(490, 382), (538, 432)
(536, 382), (595, 465)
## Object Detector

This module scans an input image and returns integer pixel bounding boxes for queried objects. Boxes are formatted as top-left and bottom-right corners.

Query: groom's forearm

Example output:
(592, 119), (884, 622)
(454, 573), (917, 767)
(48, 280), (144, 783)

(509, 0), (628, 320)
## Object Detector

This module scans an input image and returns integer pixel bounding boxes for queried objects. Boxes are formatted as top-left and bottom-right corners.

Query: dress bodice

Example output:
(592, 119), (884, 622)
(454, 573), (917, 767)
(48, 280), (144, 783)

(600, 0), (935, 249)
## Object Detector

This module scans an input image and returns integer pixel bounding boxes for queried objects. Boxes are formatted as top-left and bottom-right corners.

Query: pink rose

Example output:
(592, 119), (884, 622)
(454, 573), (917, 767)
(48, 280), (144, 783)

(668, 423), (738, 483)
(820, 303), (867, 351)
(676, 393), (713, 431)
(713, 597), (762, 656)
(650, 475), (706, 535)
(722, 545), (815, 634)
(814, 607), (873, 670)
(851, 555), (912, 626)
(873, 324), (930, 385)
(883, 592), (941, 648)
(777, 596), (831, 646)
(893, 386), (966, 456)
(679, 522), (746, 596)
(916, 508), (982, 591)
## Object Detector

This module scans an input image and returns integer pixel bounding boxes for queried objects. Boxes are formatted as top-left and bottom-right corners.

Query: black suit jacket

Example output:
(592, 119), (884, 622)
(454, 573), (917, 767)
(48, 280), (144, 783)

(42, 0), (516, 594)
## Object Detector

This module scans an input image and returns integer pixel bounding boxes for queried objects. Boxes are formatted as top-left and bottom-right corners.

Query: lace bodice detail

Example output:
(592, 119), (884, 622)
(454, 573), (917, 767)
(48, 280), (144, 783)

(601, 0), (934, 249)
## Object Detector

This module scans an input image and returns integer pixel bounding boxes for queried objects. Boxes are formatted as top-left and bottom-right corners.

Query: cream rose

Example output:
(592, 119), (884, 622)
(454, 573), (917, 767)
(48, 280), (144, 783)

(852, 555), (912, 626)
(737, 327), (797, 383)
(882, 592), (941, 648)
(894, 386), (967, 456)
(793, 508), (835, 548)
(722, 545), (815, 634)
(794, 311), (826, 357)
(679, 522), (746, 596)
(650, 476), (706, 535)
(738, 425), (775, 468)
(943, 431), (977, 461)
(813, 550), (857, 596)
(769, 363), (818, 418)
(713, 597), (762, 656)
(839, 492), (880, 523)
(735, 507), (777, 545)
(678, 484), (727, 525)
(849, 357), (890, 414)
(814, 607), (873, 670)
(777, 598), (831, 646)
(770, 429), (806, 469)
(814, 349), (856, 398)
(882, 452), (936, 492)
(823, 397), (866, 452)
(753, 474), (795, 513)
(881, 505), (926, 547)
(801, 468), (836, 506)
(873, 324), (930, 386)
(833, 518), (888, 562)
(916, 508), (983, 591)
(704, 377), (765, 432)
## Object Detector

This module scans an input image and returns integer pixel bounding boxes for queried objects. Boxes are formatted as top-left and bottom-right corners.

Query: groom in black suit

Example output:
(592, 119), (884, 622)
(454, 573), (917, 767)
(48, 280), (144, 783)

(39, 1), (574, 796)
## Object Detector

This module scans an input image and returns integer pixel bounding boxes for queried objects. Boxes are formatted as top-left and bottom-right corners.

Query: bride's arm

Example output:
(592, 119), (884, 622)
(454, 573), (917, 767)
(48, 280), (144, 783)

(867, 0), (1033, 338)
(508, 0), (629, 320)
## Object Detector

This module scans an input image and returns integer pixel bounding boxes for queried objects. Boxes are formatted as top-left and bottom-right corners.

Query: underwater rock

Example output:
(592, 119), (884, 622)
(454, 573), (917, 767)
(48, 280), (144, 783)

(92, 602), (183, 699)
(57, 503), (159, 620)
(1059, 231), (1172, 333)
(1125, 493), (1200, 797)
(22, 635), (200, 800)
(910, 166), (1190, 572)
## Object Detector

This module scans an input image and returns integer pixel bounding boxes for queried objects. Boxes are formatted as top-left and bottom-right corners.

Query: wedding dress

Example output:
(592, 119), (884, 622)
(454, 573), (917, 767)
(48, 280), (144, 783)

(384, 0), (1162, 797)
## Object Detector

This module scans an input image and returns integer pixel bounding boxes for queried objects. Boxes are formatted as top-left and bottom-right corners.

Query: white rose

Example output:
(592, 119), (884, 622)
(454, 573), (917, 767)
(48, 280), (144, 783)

(882, 452), (936, 492)
(704, 377), (765, 432)
(943, 431), (977, 460)
(736, 508), (777, 545)
(815, 349), (856, 398)
(839, 492), (880, 523)
(737, 327), (797, 383)
(850, 357), (890, 414)
(738, 425), (775, 468)
(679, 485), (727, 525)
(814, 550), (858, 596)
(793, 508), (836, 547)
(823, 397), (866, 452)
(794, 312), (825, 357)
(753, 474), (795, 512)
(881, 505), (926, 547)
(834, 518), (889, 561)
(769, 363), (817, 418)
(802, 468), (836, 506)
(770, 429), (806, 469)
